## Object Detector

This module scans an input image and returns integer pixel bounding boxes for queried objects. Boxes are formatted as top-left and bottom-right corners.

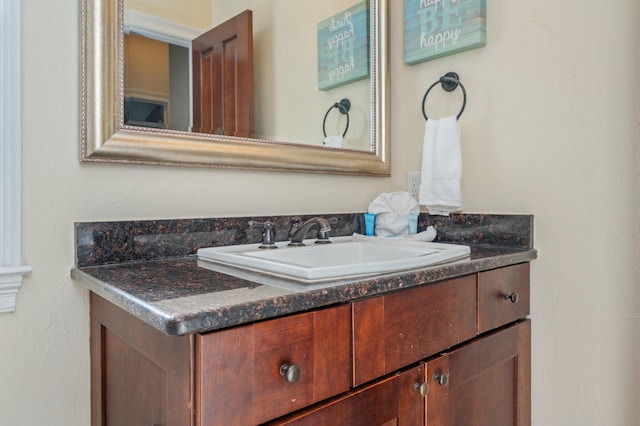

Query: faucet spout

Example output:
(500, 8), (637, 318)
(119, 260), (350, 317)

(288, 217), (332, 246)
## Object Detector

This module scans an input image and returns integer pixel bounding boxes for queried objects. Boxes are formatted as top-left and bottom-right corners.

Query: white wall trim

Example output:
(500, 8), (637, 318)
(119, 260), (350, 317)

(124, 10), (202, 47)
(0, 266), (32, 314)
(1, 0), (31, 313)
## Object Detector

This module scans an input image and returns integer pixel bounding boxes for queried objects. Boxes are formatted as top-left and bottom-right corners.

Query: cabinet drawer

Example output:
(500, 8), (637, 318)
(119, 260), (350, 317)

(352, 275), (476, 386)
(266, 364), (425, 425)
(196, 304), (351, 425)
(478, 263), (530, 334)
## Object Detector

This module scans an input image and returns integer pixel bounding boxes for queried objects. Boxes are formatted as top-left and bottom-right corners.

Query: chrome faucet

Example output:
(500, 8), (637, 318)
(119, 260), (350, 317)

(288, 216), (335, 246)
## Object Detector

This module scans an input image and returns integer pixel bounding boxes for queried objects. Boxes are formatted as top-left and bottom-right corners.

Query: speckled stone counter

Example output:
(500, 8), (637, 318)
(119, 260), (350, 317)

(71, 213), (537, 336)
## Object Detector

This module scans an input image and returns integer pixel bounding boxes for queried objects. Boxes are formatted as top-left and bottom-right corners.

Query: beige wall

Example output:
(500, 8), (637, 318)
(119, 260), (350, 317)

(0, 1), (638, 425)
(127, 0), (212, 29)
(124, 33), (170, 101)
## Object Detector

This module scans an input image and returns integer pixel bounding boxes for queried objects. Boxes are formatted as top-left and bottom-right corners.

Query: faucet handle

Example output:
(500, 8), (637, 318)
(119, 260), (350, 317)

(316, 217), (338, 244)
(248, 220), (277, 249)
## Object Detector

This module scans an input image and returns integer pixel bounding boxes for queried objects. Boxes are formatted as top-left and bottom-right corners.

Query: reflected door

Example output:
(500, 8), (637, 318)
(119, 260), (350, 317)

(192, 10), (254, 137)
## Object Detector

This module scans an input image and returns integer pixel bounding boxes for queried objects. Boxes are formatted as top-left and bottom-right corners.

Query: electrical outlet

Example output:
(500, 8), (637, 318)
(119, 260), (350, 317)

(407, 172), (421, 200)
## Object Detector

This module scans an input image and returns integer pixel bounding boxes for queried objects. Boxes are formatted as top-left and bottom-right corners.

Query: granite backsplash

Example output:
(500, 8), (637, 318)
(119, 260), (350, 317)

(75, 213), (533, 268)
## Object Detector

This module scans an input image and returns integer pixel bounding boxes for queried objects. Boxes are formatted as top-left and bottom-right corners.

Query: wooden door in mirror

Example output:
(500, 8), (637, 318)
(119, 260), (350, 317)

(192, 10), (254, 137)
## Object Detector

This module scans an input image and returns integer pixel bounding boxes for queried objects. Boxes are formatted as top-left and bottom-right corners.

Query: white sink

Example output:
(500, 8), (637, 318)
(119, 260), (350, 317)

(197, 236), (470, 283)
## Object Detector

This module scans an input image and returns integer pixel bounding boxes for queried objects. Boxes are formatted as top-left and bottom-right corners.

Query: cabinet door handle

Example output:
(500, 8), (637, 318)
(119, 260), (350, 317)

(413, 381), (430, 397)
(280, 363), (301, 384)
(504, 292), (520, 304)
(433, 372), (449, 387)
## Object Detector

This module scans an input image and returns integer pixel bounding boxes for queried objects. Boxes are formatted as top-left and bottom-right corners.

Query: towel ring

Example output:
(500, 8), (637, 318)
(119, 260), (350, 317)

(323, 98), (350, 137)
(422, 72), (467, 121)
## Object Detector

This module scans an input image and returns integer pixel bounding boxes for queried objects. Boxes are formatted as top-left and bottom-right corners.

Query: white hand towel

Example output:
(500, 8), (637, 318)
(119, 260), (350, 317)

(418, 116), (462, 215)
(368, 191), (420, 237)
(323, 135), (345, 148)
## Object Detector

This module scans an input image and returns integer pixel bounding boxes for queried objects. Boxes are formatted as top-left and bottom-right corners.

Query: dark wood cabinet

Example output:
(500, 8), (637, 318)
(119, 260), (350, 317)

(90, 263), (531, 425)
(90, 295), (192, 426)
(267, 365), (426, 425)
(425, 320), (530, 426)
(196, 305), (351, 425)
(477, 263), (530, 334)
(352, 275), (477, 386)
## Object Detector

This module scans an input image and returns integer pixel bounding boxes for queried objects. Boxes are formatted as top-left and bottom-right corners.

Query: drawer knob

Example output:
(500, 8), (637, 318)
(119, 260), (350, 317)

(433, 372), (449, 387)
(504, 292), (520, 304)
(413, 381), (430, 397)
(280, 363), (301, 384)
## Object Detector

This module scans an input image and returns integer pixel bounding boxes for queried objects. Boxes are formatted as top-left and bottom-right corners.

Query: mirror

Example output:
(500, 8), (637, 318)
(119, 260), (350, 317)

(81, 0), (389, 175)
(123, 1), (372, 151)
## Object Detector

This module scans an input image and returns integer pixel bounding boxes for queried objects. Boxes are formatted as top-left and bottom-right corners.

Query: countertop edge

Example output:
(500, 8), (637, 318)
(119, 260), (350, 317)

(72, 247), (537, 336)
(71, 268), (183, 334)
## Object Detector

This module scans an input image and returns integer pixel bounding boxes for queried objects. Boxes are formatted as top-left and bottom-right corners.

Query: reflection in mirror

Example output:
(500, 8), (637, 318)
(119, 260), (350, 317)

(124, 0), (371, 150)
(81, 0), (389, 175)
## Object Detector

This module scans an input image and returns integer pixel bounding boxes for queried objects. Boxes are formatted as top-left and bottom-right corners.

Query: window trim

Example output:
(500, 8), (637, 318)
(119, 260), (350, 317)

(1, 0), (31, 313)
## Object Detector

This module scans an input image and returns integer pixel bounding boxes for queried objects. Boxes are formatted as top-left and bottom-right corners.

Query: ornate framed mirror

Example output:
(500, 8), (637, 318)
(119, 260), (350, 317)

(80, 0), (389, 175)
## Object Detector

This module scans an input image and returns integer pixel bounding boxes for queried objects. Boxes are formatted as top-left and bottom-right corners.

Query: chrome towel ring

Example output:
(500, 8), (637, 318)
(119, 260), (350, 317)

(422, 72), (467, 121)
(322, 98), (351, 137)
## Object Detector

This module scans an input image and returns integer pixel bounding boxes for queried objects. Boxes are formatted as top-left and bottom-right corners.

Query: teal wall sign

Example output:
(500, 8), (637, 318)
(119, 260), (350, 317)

(404, 0), (486, 65)
(318, 1), (370, 91)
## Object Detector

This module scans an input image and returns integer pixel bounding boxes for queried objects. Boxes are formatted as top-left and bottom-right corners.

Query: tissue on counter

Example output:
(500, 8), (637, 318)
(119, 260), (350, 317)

(353, 226), (437, 242)
(368, 191), (420, 237)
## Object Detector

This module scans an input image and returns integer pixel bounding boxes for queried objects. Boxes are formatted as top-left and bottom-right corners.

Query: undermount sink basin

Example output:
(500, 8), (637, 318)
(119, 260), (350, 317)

(197, 236), (470, 284)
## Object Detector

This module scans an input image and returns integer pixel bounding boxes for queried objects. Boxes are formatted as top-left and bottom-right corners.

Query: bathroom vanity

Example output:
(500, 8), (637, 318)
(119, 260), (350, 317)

(72, 214), (536, 425)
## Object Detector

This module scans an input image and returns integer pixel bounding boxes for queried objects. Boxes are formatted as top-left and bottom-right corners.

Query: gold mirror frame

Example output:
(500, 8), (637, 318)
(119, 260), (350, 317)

(81, 0), (389, 176)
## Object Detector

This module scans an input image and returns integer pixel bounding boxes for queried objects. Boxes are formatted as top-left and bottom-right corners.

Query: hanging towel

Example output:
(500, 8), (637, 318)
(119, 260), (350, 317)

(418, 116), (462, 215)
(323, 135), (345, 148)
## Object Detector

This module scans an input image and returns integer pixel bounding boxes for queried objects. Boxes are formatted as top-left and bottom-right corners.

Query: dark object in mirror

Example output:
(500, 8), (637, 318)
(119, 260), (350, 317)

(323, 99), (351, 138)
(124, 98), (167, 129)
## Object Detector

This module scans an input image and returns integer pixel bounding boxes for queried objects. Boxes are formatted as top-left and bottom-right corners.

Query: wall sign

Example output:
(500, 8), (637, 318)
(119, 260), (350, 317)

(317, 1), (370, 91)
(404, 0), (486, 65)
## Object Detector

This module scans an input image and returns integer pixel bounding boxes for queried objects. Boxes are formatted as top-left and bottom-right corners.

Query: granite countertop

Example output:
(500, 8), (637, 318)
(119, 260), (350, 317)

(71, 213), (537, 336)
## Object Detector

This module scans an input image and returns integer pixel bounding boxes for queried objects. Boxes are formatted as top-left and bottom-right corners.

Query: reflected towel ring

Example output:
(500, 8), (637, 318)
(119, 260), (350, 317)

(422, 72), (467, 121)
(323, 98), (351, 137)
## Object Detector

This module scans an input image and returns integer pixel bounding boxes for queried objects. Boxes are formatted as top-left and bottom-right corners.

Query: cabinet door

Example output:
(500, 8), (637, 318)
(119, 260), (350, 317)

(90, 294), (193, 426)
(196, 304), (351, 425)
(425, 320), (531, 426)
(267, 365), (426, 426)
